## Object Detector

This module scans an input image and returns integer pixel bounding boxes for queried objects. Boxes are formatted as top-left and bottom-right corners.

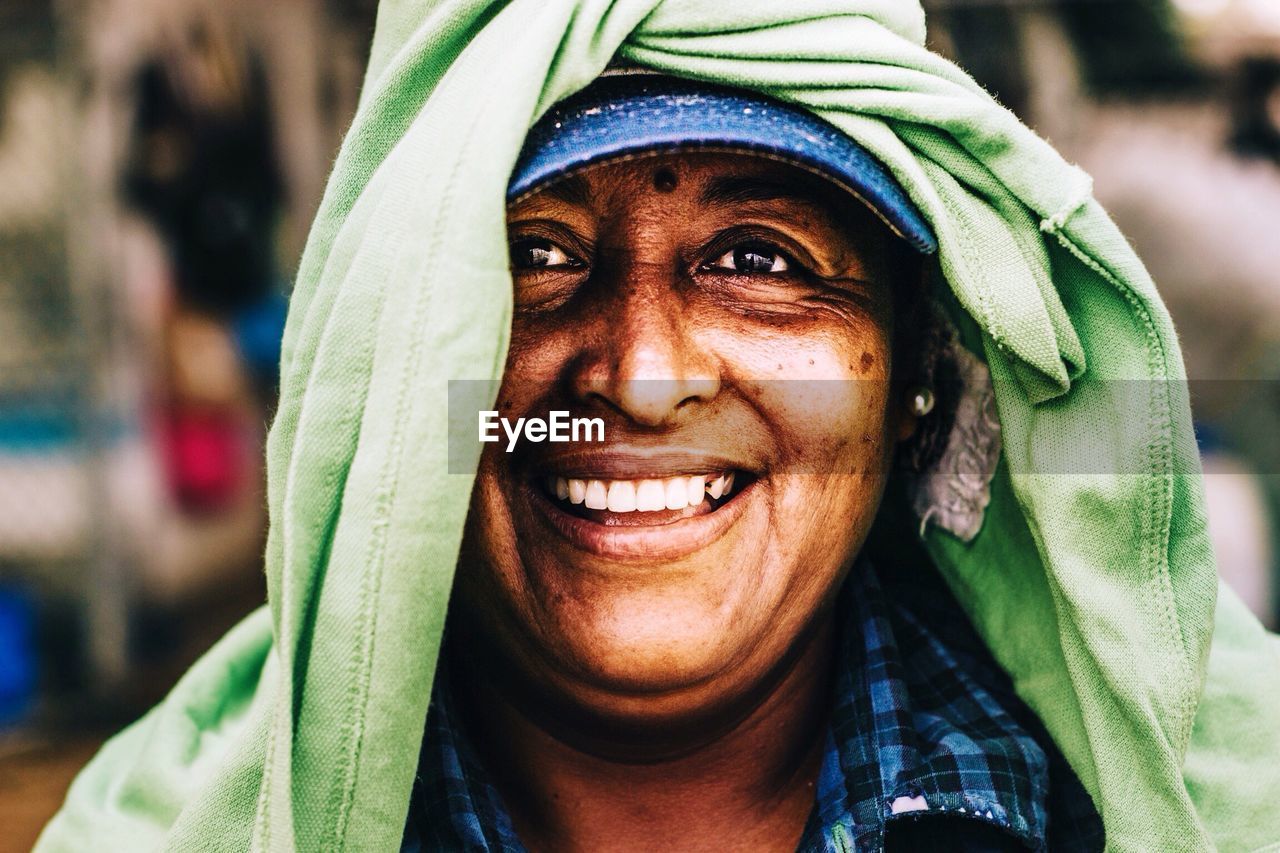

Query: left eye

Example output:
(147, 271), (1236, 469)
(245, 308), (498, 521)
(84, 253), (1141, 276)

(709, 244), (791, 274)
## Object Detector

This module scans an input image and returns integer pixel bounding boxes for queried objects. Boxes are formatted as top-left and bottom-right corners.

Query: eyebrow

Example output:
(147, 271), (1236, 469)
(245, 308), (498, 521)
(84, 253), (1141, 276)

(542, 174), (592, 208)
(698, 174), (839, 214)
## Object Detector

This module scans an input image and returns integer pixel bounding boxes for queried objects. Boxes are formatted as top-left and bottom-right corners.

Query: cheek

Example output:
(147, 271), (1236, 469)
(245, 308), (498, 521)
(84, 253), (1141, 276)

(504, 314), (582, 382)
(458, 450), (523, 606)
(711, 316), (897, 473)
(455, 367), (547, 623)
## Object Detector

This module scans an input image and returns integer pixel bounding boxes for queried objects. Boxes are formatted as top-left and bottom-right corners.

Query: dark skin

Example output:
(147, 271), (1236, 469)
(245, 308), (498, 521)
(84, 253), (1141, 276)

(451, 152), (920, 852)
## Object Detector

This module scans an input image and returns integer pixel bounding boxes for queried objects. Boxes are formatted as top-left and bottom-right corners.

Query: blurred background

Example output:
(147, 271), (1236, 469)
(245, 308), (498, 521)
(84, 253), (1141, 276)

(0, 0), (1277, 847)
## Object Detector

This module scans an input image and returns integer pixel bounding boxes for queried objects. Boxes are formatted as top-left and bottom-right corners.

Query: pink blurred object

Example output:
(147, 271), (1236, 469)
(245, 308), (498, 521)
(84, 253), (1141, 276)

(160, 406), (250, 514)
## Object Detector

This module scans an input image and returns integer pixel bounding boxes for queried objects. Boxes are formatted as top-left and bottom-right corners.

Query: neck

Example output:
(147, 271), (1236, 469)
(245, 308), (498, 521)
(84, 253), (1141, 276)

(448, 618), (835, 853)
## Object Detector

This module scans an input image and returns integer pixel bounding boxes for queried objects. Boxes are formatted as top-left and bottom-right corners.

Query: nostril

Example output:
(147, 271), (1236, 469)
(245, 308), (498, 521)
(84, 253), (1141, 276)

(567, 322), (721, 424)
(613, 378), (716, 427)
(677, 375), (720, 405)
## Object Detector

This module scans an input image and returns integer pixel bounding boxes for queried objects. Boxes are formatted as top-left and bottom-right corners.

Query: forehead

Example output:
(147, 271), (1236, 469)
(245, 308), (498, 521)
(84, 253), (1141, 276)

(510, 151), (895, 241)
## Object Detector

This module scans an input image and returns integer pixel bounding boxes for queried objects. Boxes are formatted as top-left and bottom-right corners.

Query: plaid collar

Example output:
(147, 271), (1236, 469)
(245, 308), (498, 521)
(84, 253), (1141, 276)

(403, 562), (1102, 852)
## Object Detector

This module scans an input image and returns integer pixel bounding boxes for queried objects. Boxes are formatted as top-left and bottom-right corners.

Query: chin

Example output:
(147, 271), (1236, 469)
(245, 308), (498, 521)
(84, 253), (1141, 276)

(547, 592), (758, 695)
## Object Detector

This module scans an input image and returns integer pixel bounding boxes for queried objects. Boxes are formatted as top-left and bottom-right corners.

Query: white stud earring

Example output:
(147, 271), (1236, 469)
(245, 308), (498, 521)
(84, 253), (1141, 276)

(909, 386), (935, 417)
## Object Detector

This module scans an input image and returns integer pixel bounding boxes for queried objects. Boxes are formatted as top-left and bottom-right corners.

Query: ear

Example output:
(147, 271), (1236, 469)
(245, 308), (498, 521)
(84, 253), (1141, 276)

(889, 263), (932, 446)
(894, 392), (919, 443)
(895, 383), (937, 443)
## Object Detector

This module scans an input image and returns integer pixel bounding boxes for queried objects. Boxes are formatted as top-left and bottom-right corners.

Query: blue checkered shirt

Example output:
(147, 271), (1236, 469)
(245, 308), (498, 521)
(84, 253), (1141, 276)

(402, 560), (1103, 852)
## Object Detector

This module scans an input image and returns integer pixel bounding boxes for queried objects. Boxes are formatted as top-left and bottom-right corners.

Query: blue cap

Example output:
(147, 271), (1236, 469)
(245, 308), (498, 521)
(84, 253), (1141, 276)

(508, 71), (937, 254)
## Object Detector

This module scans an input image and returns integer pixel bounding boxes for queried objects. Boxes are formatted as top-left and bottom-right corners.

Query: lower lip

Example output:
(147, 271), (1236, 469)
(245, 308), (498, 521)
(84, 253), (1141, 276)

(525, 478), (756, 561)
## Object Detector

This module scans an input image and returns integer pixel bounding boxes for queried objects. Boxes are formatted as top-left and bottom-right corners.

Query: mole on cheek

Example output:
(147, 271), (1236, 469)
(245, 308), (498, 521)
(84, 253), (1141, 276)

(859, 352), (875, 371)
(653, 168), (678, 193)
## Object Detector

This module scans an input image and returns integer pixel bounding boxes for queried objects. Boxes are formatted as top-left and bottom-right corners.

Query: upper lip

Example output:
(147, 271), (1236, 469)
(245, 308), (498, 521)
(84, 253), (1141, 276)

(526, 446), (761, 481)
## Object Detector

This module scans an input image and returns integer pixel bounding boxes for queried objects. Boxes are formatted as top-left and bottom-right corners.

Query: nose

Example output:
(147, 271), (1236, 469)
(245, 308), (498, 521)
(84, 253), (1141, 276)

(569, 264), (720, 427)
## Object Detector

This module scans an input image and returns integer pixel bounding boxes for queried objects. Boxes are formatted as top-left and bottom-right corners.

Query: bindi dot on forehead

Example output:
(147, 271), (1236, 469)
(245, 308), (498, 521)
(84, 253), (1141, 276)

(652, 167), (678, 193)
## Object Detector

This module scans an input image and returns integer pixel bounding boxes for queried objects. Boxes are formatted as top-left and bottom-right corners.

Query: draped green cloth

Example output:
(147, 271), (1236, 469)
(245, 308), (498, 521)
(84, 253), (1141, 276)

(38, 1), (1280, 850)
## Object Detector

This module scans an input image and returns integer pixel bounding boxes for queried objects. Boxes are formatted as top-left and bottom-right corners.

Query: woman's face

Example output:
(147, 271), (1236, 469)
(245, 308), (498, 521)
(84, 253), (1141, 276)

(456, 152), (914, 734)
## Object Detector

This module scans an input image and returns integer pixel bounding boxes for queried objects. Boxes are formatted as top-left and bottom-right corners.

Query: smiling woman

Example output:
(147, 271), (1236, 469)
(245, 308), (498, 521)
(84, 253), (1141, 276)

(433, 80), (1097, 852)
(452, 149), (919, 849)
(480, 151), (908, 670)
(34, 3), (1280, 852)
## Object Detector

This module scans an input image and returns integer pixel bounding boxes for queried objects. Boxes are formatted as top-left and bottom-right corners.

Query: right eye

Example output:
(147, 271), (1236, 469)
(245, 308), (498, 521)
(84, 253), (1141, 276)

(707, 242), (792, 275)
(510, 238), (581, 270)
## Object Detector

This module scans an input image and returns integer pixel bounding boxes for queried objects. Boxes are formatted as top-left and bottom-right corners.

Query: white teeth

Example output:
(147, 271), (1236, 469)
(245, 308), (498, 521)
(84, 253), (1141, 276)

(687, 475), (706, 506)
(635, 480), (666, 512)
(664, 477), (689, 510)
(707, 474), (725, 500)
(553, 472), (738, 513)
(584, 480), (607, 510)
(606, 480), (637, 512)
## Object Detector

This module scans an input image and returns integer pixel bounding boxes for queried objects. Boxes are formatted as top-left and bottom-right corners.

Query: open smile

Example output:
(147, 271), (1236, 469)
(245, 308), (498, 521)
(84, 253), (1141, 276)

(544, 472), (737, 518)
(521, 454), (760, 560)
